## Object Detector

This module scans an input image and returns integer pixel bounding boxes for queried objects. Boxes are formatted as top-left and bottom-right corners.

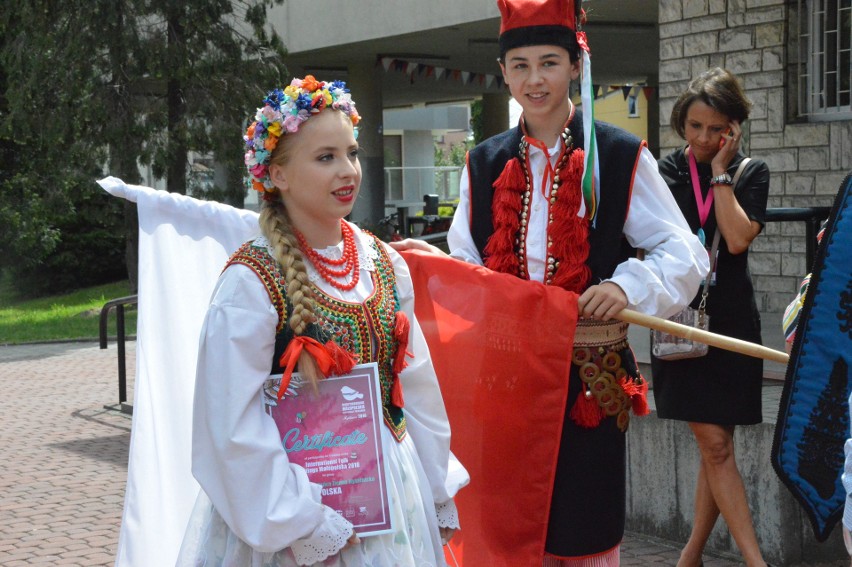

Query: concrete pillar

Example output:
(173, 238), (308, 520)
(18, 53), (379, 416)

(481, 91), (511, 141)
(346, 62), (385, 225)
(403, 130), (435, 202)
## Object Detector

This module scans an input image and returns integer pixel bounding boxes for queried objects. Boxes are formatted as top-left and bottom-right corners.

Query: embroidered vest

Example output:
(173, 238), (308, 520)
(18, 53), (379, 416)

(468, 110), (643, 285)
(227, 235), (408, 441)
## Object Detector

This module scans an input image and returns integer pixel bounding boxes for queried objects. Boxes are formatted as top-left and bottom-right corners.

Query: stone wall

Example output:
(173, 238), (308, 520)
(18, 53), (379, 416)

(657, 0), (851, 319)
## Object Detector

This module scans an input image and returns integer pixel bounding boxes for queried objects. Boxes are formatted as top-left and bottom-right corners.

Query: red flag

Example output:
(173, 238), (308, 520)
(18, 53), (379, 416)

(400, 251), (579, 566)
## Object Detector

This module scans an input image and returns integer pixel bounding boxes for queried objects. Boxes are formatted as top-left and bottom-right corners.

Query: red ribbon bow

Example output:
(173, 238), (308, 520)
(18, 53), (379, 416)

(277, 336), (356, 400)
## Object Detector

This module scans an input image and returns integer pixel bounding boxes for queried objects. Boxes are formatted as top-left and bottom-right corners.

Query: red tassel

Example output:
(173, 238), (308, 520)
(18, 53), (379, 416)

(324, 340), (356, 375)
(569, 388), (603, 428)
(631, 379), (650, 416)
(492, 156), (525, 194)
(393, 312), (412, 375)
(390, 312), (412, 408)
(618, 376), (640, 398)
(549, 150), (591, 292)
(484, 157), (525, 275)
(391, 377), (405, 408)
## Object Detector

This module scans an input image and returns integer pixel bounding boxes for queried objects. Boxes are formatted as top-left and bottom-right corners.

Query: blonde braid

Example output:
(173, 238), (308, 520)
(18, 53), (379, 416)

(258, 199), (315, 335)
(259, 198), (326, 390)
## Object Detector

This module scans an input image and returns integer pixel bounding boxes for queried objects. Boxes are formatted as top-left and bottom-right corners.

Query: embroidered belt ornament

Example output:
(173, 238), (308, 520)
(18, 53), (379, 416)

(569, 344), (649, 432)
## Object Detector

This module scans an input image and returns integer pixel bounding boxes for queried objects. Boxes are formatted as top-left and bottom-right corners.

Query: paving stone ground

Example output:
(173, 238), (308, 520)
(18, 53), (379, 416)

(0, 341), (835, 566)
(0, 342), (132, 567)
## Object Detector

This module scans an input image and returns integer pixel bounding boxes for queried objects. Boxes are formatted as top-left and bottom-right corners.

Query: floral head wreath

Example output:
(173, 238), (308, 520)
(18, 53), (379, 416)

(244, 75), (361, 195)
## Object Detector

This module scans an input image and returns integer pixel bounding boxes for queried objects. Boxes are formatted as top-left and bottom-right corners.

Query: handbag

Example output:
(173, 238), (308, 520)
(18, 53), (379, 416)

(651, 230), (718, 360)
(651, 157), (752, 361)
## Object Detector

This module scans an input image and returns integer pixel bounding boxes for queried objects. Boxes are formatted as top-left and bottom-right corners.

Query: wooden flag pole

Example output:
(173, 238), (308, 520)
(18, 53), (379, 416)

(616, 308), (789, 365)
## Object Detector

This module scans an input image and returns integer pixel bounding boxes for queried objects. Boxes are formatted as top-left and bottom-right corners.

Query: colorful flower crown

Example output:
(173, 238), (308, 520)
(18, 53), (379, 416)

(244, 76), (361, 194)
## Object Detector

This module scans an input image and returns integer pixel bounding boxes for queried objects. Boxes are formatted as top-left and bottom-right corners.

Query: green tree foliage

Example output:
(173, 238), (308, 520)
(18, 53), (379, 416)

(434, 140), (471, 167)
(0, 0), (287, 297)
(470, 99), (484, 145)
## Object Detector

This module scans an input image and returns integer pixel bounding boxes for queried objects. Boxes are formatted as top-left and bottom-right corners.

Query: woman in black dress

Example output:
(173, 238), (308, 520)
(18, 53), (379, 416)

(653, 68), (770, 567)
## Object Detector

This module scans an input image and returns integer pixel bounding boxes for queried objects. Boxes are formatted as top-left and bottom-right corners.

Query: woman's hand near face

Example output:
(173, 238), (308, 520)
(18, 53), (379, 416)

(710, 119), (764, 254)
(711, 120), (742, 176)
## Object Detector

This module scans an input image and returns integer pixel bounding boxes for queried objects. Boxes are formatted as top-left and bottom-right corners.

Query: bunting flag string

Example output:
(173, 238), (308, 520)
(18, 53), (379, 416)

(377, 56), (504, 89)
(374, 56), (658, 100)
(595, 84), (656, 101)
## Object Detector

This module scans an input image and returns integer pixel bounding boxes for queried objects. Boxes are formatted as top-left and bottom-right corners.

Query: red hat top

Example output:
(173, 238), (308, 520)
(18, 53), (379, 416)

(497, 0), (582, 57)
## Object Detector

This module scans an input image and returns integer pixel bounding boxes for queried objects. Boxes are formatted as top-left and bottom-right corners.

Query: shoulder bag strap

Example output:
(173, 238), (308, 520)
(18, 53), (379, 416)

(732, 156), (751, 189)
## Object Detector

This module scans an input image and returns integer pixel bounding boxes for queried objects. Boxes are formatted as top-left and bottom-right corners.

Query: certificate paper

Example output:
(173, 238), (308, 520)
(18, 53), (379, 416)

(264, 362), (393, 537)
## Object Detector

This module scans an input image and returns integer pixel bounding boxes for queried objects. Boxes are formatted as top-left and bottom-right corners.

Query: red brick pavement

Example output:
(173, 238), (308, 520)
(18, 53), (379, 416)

(0, 341), (762, 567)
(0, 342), (132, 567)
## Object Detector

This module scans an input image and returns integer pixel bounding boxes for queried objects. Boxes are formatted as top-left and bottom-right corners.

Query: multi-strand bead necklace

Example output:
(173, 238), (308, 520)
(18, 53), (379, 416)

(296, 220), (361, 291)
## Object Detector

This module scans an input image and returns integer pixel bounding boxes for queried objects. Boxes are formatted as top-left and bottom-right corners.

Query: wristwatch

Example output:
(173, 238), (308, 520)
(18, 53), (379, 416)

(710, 172), (733, 185)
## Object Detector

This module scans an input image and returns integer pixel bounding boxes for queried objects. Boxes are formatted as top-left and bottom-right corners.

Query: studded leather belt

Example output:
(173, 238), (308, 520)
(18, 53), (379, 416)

(573, 318), (629, 349)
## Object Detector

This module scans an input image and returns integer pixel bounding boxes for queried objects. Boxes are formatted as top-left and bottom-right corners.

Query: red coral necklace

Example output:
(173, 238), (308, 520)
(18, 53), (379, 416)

(296, 221), (361, 291)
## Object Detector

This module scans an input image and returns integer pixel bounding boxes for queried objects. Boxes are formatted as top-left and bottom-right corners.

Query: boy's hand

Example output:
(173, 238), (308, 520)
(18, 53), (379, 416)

(578, 282), (627, 321)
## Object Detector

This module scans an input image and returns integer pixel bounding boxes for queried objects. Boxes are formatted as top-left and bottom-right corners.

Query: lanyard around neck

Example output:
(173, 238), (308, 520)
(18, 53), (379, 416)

(688, 149), (713, 244)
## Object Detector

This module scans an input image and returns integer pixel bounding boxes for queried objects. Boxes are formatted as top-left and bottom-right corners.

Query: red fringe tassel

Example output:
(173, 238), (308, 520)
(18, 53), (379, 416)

(324, 340), (356, 376)
(631, 379), (650, 416)
(549, 150), (591, 293)
(391, 311), (412, 407)
(569, 388), (604, 428)
(484, 157), (525, 275)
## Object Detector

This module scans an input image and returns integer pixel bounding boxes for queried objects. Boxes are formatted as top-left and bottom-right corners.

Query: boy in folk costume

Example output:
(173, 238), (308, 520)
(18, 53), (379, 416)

(400, 0), (709, 564)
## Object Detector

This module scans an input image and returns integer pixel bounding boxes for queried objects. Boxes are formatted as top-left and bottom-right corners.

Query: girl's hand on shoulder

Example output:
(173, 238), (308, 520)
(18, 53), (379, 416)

(389, 238), (448, 256)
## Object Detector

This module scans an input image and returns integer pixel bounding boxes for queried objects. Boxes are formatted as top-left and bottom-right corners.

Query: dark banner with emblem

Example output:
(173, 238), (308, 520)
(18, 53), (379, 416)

(772, 172), (852, 541)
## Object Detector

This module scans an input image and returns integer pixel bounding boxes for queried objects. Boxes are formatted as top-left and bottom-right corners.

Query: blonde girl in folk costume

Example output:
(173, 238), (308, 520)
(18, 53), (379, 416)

(176, 77), (467, 567)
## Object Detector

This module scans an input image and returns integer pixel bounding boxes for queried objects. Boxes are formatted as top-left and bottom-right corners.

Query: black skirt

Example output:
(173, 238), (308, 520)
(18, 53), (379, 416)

(651, 313), (764, 425)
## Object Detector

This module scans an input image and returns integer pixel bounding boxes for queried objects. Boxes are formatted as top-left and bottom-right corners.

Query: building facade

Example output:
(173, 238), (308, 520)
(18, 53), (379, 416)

(658, 0), (850, 320)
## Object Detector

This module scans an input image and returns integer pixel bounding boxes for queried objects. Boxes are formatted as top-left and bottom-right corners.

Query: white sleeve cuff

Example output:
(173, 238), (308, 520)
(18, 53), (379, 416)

(435, 499), (460, 530)
(289, 506), (354, 566)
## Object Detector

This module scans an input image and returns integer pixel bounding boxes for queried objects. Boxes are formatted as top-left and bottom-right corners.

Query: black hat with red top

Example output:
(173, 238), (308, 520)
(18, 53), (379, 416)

(497, 0), (585, 58)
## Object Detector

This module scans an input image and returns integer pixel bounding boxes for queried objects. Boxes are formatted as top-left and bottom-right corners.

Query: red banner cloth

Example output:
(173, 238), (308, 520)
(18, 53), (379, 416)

(400, 251), (579, 567)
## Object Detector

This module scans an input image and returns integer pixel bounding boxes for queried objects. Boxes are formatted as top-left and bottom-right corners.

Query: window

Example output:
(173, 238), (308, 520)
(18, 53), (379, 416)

(799, 0), (852, 119)
(627, 93), (640, 118)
